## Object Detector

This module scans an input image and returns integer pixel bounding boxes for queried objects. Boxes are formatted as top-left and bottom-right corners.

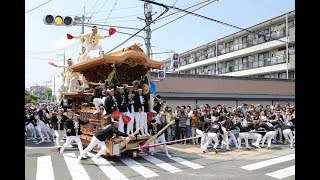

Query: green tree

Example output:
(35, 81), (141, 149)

(26, 94), (38, 104)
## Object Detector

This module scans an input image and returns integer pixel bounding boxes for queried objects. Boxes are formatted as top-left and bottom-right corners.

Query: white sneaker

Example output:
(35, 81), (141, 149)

(166, 154), (172, 158)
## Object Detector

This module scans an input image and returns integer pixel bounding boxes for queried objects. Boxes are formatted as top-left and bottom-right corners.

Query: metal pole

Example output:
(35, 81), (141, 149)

(144, 2), (152, 58)
(53, 74), (55, 102)
(63, 49), (66, 88)
(215, 40), (218, 75)
(82, 6), (85, 45)
(286, 13), (289, 79)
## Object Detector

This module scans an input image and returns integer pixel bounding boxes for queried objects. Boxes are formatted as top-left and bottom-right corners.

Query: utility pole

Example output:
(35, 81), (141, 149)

(74, 6), (91, 47)
(285, 13), (289, 79)
(138, 2), (153, 58)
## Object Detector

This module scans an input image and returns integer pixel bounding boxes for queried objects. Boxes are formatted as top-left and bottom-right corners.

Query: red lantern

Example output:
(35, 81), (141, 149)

(66, 33), (73, 39)
(122, 115), (131, 124)
(111, 111), (120, 120)
(109, 28), (116, 36)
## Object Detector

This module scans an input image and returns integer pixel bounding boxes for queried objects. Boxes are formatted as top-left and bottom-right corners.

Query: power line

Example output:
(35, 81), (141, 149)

(82, 22), (141, 30)
(89, 0), (110, 21)
(88, 0), (100, 14)
(91, 19), (141, 23)
(155, 0), (213, 22)
(89, 14), (144, 21)
(80, 24), (145, 40)
(105, 3), (169, 54)
(104, 0), (118, 24)
(172, 0), (179, 6)
(145, 0), (289, 44)
(153, 0), (217, 32)
(25, 0), (52, 14)
(68, 5), (143, 16)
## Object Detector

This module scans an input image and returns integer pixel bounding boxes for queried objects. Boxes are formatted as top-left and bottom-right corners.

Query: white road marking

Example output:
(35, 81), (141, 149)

(170, 157), (204, 169)
(62, 153), (91, 180)
(241, 154), (295, 171)
(36, 156), (55, 180)
(142, 155), (183, 173)
(119, 158), (159, 178)
(266, 165), (295, 179)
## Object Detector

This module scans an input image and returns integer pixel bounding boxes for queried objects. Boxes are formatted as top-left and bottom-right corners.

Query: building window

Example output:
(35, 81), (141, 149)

(278, 72), (287, 79)
(288, 19), (295, 28)
(288, 71), (295, 79)
(239, 36), (248, 49)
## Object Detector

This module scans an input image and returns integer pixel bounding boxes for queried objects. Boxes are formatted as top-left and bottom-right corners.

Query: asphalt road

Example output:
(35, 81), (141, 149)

(25, 137), (295, 180)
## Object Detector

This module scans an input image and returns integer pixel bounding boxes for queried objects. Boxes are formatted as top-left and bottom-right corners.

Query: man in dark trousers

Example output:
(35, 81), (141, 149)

(60, 112), (91, 157)
(77, 116), (130, 162)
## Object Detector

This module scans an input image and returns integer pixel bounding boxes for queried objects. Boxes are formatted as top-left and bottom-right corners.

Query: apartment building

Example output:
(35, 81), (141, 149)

(165, 10), (295, 79)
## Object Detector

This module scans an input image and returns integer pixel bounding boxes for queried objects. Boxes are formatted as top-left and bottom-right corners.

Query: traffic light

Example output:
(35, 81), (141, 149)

(158, 70), (166, 79)
(158, 64), (165, 79)
(44, 15), (73, 26)
(171, 53), (179, 69)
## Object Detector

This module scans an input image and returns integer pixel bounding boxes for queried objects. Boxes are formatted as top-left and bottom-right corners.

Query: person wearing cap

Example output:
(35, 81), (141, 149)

(77, 116), (130, 163)
(60, 112), (91, 156)
(125, 84), (135, 134)
(93, 80), (108, 115)
(148, 117), (172, 158)
(115, 85), (128, 133)
(50, 108), (68, 150)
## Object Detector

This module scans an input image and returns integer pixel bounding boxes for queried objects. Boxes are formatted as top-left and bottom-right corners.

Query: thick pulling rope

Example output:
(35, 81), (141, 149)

(139, 135), (201, 150)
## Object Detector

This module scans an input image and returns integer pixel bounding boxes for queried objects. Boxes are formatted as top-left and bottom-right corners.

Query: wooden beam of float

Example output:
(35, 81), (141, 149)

(69, 44), (164, 84)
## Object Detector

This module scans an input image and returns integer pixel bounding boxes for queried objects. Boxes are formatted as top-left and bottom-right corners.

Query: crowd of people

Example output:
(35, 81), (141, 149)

(156, 102), (295, 152)
(25, 86), (295, 159)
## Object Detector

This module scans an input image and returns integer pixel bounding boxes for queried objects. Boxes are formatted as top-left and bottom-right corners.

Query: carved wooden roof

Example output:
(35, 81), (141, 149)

(69, 44), (164, 83)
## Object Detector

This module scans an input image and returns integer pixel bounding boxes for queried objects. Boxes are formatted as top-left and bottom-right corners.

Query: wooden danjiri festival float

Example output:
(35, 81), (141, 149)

(59, 41), (171, 158)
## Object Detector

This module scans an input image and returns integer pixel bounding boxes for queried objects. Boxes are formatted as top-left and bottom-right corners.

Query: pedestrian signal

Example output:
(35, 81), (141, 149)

(158, 70), (165, 79)
(171, 53), (179, 69)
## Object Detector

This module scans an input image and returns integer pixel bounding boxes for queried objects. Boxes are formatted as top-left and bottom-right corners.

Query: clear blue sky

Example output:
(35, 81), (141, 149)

(25, 0), (295, 88)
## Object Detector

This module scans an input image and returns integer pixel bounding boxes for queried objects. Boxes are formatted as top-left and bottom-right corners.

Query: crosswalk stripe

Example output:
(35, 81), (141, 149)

(119, 158), (159, 178)
(142, 156), (183, 173)
(86, 152), (129, 180)
(266, 165), (295, 179)
(36, 156), (55, 180)
(241, 154), (295, 171)
(170, 157), (204, 169)
(62, 153), (91, 180)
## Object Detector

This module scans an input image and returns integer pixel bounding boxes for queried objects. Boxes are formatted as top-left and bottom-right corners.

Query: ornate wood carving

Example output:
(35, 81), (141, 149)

(123, 58), (145, 67)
